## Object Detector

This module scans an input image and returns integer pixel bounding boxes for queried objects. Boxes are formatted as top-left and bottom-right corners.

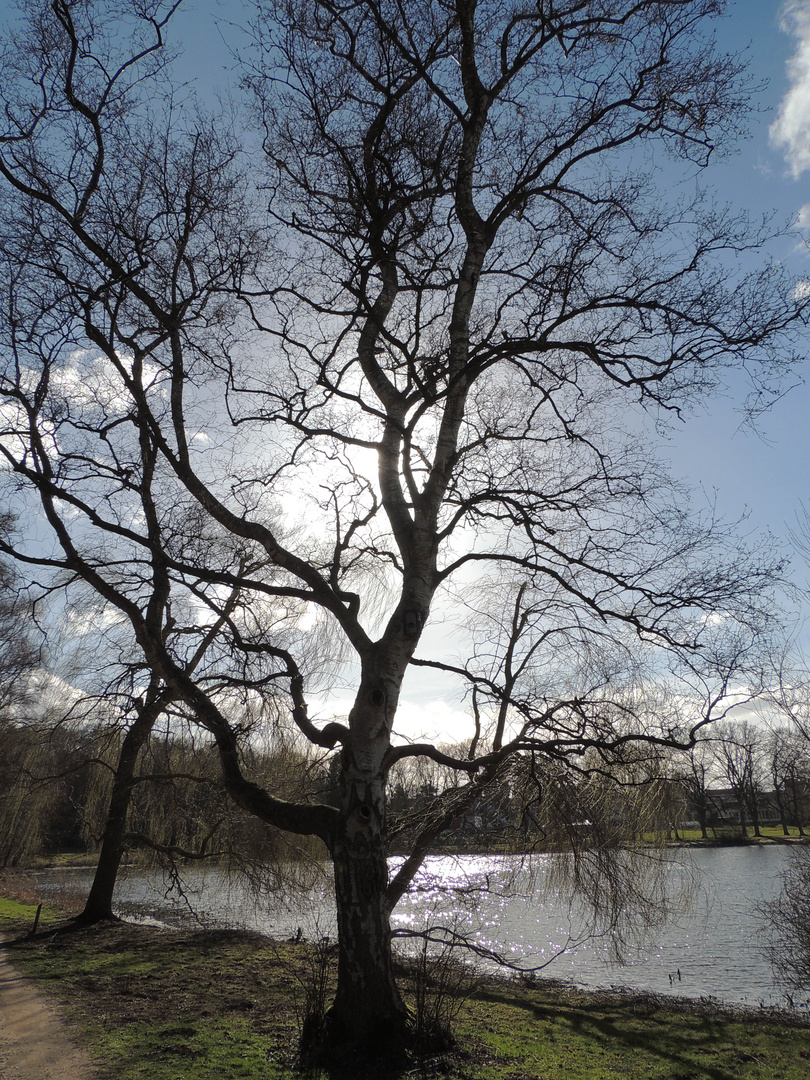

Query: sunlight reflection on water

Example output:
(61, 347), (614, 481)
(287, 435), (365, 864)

(34, 845), (805, 1008)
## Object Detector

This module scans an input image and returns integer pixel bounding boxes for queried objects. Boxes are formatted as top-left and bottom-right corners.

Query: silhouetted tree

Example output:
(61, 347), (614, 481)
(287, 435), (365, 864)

(0, 0), (804, 1057)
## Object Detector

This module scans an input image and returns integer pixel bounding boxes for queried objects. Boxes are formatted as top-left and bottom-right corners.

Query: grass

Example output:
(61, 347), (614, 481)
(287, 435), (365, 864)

(662, 826), (807, 845)
(0, 871), (66, 931)
(2, 889), (810, 1080)
(0, 894), (64, 931)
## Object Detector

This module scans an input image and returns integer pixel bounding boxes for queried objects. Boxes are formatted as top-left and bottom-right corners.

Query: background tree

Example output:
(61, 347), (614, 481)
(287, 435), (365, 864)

(763, 724), (809, 837)
(80, 703), (327, 907)
(0, 697), (99, 868)
(0, 0), (805, 1058)
(712, 720), (767, 838)
(0, 519), (47, 867)
(74, 574), (249, 925)
(670, 736), (720, 840)
(0, 518), (38, 706)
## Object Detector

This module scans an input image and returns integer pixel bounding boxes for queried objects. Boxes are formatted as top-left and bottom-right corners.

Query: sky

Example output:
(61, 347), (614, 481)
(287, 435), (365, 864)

(3, 0), (810, 741)
(165, 0), (810, 572)
(657, 1), (810, 592)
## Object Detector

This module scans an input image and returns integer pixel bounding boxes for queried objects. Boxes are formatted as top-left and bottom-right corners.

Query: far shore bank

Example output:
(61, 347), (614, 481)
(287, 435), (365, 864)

(17, 829), (809, 874)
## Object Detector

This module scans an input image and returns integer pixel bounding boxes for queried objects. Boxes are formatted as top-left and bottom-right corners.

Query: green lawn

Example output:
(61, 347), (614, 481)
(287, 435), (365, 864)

(668, 826), (806, 844)
(0, 893), (64, 931)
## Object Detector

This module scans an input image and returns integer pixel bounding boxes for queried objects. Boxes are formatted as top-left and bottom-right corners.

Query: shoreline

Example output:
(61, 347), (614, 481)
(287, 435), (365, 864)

(3, 892), (810, 1079)
(23, 830), (810, 873)
(11, 842), (806, 1014)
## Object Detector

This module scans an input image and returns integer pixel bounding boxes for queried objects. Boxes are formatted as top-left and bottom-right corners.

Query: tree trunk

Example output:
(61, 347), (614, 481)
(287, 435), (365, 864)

(314, 693), (411, 1059)
(329, 822), (408, 1045)
(75, 708), (155, 924)
(789, 781), (806, 836)
(774, 788), (790, 836)
(748, 788), (762, 838)
(737, 799), (747, 839)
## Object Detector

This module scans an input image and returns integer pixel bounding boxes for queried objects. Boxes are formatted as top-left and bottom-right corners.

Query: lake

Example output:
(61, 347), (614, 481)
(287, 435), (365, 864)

(35, 844), (804, 1009)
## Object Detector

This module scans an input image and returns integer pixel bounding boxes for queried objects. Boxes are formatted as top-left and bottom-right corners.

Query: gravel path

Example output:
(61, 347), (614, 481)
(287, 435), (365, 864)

(0, 935), (99, 1080)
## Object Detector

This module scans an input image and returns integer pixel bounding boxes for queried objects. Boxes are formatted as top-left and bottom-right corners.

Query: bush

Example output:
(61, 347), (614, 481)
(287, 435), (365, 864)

(764, 845), (810, 1003)
(403, 931), (475, 1058)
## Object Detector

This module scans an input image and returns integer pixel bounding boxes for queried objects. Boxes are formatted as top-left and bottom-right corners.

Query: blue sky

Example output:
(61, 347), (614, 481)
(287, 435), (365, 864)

(657, 2), (810, 597)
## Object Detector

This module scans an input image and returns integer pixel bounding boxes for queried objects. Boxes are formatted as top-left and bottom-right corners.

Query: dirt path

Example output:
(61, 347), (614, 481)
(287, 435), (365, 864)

(0, 935), (100, 1080)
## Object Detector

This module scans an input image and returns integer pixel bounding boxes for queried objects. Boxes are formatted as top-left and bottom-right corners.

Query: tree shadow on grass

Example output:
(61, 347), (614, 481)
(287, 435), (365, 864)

(303, 1048), (473, 1080)
(298, 1015), (472, 1080)
(472, 980), (808, 1080)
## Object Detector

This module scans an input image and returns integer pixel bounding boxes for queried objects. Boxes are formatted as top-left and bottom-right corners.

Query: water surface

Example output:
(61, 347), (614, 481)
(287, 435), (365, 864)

(35, 844), (802, 1007)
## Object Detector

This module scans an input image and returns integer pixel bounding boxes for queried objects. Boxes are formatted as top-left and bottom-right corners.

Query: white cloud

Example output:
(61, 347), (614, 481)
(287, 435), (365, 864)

(313, 691), (473, 744)
(49, 349), (163, 418)
(771, 2), (810, 176)
(392, 698), (474, 744)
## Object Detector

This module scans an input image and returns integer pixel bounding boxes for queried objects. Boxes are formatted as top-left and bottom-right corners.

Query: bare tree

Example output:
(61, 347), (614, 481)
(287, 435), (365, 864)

(0, 0), (805, 1057)
(0, 517), (45, 866)
(670, 737), (719, 840)
(0, 517), (38, 711)
(712, 719), (768, 838)
(763, 724), (809, 837)
(74, 575), (258, 924)
(755, 642), (810, 830)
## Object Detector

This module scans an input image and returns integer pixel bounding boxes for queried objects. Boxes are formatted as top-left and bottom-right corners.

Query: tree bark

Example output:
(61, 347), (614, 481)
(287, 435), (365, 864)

(789, 781), (806, 836)
(748, 786), (762, 838)
(329, 818), (408, 1046)
(319, 697), (410, 1055)
(75, 703), (159, 924)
